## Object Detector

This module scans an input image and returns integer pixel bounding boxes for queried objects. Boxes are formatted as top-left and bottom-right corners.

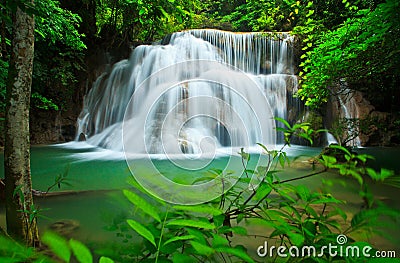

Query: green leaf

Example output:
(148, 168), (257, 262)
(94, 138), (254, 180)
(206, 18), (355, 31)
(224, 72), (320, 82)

(215, 246), (255, 263)
(278, 153), (286, 168)
(239, 148), (250, 161)
(126, 219), (156, 247)
(328, 144), (351, 156)
(123, 190), (161, 222)
(175, 13), (183, 23)
(163, 235), (196, 246)
(172, 254), (196, 263)
(139, 7), (146, 16)
(0, 258), (24, 263)
(311, 195), (343, 205)
(42, 232), (71, 262)
(0, 235), (33, 257)
(303, 220), (317, 239)
(287, 232), (305, 246)
(186, 228), (207, 244)
(167, 219), (215, 230)
(159, 7), (170, 21)
(255, 183), (272, 200)
(306, 10), (314, 17)
(212, 234), (229, 247)
(99, 257), (114, 263)
(230, 226), (247, 235)
(173, 204), (223, 215)
(213, 214), (225, 228)
(379, 168), (394, 180)
(256, 143), (269, 153)
(69, 239), (92, 263)
(275, 117), (291, 129)
(320, 155), (337, 167)
(190, 241), (214, 256)
(296, 185), (310, 201)
(305, 205), (318, 218)
(275, 127), (288, 133)
(366, 168), (378, 180)
(236, 213), (245, 224)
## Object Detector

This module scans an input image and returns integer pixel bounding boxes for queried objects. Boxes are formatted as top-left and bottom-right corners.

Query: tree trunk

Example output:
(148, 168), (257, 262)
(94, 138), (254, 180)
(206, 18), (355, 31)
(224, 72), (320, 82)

(4, 1), (39, 246)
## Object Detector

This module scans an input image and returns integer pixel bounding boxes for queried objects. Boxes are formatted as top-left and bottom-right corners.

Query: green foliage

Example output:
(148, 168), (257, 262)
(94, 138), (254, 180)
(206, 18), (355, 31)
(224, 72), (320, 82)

(0, 235), (44, 262)
(0, 0), (86, 114)
(11, 165), (72, 244)
(123, 189), (162, 222)
(99, 118), (399, 262)
(275, 116), (325, 145)
(95, 0), (192, 41)
(297, 0), (400, 108)
(222, 0), (301, 32)
(0, 231), (115, 263)
(34, 0), (86, 51)
(220, 0), (359, 32)
(43, 164), (72, 194)
(329, 117), (361, 147)
(0, 120), (398, 262)
(42, 232), (71, 262)
(31, 92), (59, 111)
(69, 239), (93, 263)
(32, 0), (86, 111)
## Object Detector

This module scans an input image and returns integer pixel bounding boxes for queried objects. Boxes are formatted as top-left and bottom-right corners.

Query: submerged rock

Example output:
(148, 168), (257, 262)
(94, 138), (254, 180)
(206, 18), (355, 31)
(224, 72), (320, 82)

(49, 219), (80, 236)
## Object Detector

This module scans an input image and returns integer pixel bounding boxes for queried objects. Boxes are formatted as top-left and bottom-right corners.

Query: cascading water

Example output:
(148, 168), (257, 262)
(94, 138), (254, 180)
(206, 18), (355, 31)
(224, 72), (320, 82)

(337, 88), (361, 147)
(76, 29), (298, 155)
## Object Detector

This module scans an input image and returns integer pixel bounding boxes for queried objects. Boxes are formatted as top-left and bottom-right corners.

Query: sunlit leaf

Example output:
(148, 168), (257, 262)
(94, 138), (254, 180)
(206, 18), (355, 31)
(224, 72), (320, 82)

(173, 204), (223, 216)
(163, 235), (196, 246)
(127, 219), (156, 247)
(167, 219), (215, 230)
(99, 256), (114, 263)
(69, 239), (92, 263)
(42, 232), (71, 262)
(123, 190), (161, 222)
(190, 241), (214, 256)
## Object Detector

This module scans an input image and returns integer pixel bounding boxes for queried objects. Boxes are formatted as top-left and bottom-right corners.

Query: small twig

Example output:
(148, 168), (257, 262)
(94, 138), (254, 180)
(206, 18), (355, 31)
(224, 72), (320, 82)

(274, 168), (328, 185)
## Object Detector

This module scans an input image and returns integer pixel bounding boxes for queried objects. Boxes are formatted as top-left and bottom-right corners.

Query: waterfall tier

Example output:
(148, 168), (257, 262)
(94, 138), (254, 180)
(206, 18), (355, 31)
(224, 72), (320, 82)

(76, 29), (298, 154)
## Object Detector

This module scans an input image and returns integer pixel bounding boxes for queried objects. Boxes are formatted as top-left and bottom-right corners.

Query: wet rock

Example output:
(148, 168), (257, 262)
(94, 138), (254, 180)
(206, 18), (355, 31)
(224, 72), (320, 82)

(49, 219), (80, 237)
(78, 132), (86, 141)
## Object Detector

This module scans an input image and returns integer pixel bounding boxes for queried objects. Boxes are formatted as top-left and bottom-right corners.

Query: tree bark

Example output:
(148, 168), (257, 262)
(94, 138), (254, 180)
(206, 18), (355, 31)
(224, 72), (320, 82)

(4, 1), (39, 246)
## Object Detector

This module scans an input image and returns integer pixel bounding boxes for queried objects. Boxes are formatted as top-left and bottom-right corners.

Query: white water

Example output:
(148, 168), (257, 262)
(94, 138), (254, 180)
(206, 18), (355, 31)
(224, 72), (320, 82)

(76, 29), (298, 155)
(337, 88), (361, 147)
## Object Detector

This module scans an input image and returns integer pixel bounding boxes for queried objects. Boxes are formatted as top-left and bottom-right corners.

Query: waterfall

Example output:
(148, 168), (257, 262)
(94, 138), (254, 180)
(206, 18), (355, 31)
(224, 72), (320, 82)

(76, 29), (298, 154)
(337, 89), (361, 147)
